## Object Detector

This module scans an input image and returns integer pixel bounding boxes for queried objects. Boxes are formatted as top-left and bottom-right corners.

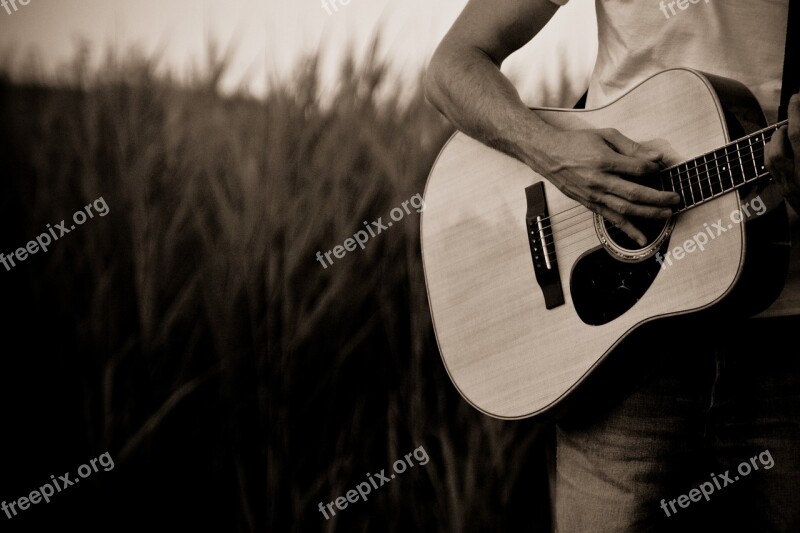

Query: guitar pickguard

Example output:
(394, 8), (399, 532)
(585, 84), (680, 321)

(570, 246), (666, 326)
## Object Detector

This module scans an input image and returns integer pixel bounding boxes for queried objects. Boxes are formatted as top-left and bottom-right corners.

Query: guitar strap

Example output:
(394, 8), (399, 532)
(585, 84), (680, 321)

(779, 0), (799, 121)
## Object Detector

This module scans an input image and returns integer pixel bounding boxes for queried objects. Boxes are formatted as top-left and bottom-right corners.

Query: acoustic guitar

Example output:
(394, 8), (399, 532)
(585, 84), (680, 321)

(421, 68), (798, 420)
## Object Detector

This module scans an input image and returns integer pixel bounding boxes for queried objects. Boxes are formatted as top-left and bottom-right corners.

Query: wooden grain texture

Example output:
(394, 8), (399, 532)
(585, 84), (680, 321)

(422, 69), (747, 419)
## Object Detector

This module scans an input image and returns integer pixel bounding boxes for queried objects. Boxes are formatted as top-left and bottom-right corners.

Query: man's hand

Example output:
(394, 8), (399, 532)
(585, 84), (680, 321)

(766, 94), (800, 213)
(534, 128), (681, 246)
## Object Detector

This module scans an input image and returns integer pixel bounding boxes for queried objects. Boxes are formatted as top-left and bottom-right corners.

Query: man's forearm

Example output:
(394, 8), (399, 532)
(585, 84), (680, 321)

(424, 43), (560, 176)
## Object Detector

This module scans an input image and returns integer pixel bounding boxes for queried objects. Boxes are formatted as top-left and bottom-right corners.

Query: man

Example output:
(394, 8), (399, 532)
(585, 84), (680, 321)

(425, 1), (799, 530)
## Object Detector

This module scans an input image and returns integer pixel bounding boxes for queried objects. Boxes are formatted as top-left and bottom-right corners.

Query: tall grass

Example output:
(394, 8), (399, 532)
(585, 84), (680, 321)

(0, 41), (551, 532)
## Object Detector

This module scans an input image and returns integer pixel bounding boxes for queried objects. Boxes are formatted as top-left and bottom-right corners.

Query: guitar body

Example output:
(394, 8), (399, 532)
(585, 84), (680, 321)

(421, 68), (791, 420)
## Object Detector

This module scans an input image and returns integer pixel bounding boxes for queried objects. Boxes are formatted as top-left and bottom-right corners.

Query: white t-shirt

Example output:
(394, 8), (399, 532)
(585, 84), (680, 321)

(551, 0), (789, 123)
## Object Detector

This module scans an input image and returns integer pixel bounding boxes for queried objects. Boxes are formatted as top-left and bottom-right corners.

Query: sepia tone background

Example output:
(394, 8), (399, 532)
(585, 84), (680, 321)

(0, 0), (596, 530)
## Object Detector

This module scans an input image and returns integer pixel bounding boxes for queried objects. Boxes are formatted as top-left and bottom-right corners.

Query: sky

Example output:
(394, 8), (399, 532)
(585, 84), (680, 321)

(0, 0), (597, 105)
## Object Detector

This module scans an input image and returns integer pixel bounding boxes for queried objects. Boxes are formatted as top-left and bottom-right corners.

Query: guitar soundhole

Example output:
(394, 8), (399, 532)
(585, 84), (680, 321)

(603, 216), (670, 251)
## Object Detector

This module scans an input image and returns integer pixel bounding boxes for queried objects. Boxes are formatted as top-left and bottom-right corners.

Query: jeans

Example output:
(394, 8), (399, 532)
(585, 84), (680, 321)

(552, 316), (800, 532)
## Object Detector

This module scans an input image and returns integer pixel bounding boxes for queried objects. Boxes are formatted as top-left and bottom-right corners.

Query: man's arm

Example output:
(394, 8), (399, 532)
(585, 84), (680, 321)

(424, 0), (680, 246)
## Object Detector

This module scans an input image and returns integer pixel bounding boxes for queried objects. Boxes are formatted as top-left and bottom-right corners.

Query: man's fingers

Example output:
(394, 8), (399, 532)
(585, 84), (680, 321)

(601, 194), (674, 220)
(597, 128), (665, 177)
(592, 204), (647, 246)
(601, 128), (663, 161)
(603, 152), (662, 178)
(766, 127), (795, 181)
(606, 176), (681, 206)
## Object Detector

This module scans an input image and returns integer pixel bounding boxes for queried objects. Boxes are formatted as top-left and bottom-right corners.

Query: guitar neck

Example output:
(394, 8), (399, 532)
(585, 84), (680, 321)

(661, 120), (789, 213)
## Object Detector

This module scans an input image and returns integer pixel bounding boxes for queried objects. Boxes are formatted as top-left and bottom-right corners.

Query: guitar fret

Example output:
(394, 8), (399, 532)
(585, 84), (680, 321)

(660, 168), (674, 194)
(723, 148), (732, 188)
(718, 147), (733, 191)
(733, 142), (741, 185)
(712, 150), (726, 193)
(700, 160), (709, 198)
(703, 154), (717, 196)
(740, 144), (751, 183)
(674, 167), (687, 210)
(732, 143), (746, 186)
(752, 134), (766, 180)
(694, 159), (705, 200)
(666, 121), (785, 214)
(747, 136), (759, 180)
(684, 164), (696, 206)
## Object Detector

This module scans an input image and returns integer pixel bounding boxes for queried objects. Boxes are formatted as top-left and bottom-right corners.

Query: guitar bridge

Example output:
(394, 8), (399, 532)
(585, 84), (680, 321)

(525, 183), (564, 309)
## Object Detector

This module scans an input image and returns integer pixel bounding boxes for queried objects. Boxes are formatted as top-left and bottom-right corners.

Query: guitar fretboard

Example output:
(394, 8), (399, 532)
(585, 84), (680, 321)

(659, 120), (788, 212)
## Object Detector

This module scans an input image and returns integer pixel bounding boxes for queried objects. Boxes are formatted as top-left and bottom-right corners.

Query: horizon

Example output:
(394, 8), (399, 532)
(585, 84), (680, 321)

(0, 0), (596, 105)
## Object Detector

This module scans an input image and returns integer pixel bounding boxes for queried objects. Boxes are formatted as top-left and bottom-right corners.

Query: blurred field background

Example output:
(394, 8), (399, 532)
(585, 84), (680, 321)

(0, 38), (559, 531)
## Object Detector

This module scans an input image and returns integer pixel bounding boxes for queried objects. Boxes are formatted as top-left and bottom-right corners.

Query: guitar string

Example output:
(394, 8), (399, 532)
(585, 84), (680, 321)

(537, 159), (774, 256)
(521, 121), (786, 261)
(532, 133), (776, 235)
(548, 167), (775, 258)
(529, 120), (785, 230)
(662, 135), (774, 194)
(524, 137), (774, 236)
(555, 167), (772, 255)
(535, 173), (761, 259)
(663, 121), (782, 186)
(643, 120), (784, 191)
(534, 142), (771, 241)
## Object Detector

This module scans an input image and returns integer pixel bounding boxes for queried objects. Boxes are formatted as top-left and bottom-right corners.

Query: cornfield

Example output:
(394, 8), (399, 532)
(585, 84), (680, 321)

(0, 42), (551, 532)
